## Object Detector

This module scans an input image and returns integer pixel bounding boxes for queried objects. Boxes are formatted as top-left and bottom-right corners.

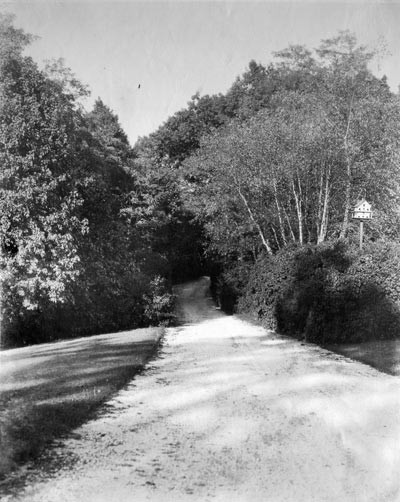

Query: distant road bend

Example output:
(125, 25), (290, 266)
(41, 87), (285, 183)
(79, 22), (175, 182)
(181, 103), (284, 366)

(6, 277), (400, 501)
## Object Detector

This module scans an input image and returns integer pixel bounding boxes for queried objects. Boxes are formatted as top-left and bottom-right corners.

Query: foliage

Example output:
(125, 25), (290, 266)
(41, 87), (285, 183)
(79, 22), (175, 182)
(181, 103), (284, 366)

(136, 92), (231, 167)
(238, 241), (400, 343)
(184, 38), (400, 260)
(144, 276), (176, 325)
(3, 17), (400, 348)
(209, 259), (253, 314)
(136, 30), (400, 345)
(0, 17), (175, 348)
(132, 132), (206, 283)
(237, 245), (299, 330)
(0, 15), (88, 345)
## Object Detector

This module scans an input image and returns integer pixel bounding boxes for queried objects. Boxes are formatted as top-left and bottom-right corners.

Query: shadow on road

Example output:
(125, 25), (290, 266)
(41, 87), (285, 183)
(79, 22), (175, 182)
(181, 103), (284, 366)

(3, 277), (400, 501)
(0, 327), (162, 485)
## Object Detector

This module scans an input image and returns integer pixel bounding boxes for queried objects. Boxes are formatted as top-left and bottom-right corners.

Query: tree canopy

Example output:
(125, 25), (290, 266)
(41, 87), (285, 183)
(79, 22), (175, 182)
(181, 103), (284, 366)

(2, 18), (400, 347)
(178, 32), (400, 262)
(0, 16), (174, 347)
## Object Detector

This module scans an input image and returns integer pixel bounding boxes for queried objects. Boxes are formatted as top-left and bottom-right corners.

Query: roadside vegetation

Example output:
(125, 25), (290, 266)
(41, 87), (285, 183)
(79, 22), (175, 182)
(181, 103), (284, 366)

(135, 31), (400, 344)
(2, 14), (400, 348)
(0, 16), (179, 348)
(238, 241), (400, 343)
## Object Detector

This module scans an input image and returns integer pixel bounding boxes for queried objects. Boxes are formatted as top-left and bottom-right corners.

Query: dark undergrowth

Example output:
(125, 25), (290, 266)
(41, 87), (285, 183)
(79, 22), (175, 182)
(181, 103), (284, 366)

(215, 241), (400, 344)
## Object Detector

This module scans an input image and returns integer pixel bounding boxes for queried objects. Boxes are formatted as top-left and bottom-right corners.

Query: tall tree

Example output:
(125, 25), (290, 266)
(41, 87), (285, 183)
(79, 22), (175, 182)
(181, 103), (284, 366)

(0, 15), (89, 344)
(183, 55), (400, 259)
(315, 31), (391, 238)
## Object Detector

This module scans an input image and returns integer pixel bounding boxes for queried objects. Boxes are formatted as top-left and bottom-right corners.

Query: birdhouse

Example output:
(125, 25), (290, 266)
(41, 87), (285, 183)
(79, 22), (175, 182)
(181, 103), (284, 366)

(352, 199), (372, 220)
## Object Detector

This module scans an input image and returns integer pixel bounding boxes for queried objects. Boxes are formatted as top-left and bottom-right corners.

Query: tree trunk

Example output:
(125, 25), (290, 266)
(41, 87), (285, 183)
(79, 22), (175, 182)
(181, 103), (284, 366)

(283, 207), (296, 242)
(236, 185), (273, 255)
(271, 225), (281, 250)
(292, 180), (303, 245)
(317, 167), (331, 243)
(316, 167), (324, 239)
(273, 179), (287, 246)
(339, 91), (355, 239)
(339, 154), (352, 239)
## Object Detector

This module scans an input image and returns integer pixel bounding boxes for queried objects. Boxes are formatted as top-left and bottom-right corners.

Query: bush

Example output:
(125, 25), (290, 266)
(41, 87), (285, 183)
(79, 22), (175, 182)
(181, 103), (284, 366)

(211, 260), (253, 314)
(238, 245), (298, 330)
(238, 241), (400, 344)
(1, 270), (175, 349)
(144, 276), (176, 325)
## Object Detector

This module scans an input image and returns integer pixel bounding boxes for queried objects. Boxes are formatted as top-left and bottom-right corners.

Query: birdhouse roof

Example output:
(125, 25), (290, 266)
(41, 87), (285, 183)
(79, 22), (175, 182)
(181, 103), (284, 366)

(354, 199), (371, 210)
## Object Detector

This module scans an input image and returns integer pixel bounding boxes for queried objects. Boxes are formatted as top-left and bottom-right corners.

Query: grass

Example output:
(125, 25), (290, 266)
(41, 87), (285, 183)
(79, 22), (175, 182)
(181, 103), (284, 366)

(0, 327), (163, 481)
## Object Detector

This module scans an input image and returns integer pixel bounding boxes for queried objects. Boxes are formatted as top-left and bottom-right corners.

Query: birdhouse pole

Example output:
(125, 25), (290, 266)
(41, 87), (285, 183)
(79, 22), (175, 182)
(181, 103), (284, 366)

(352, 199), (372, 251)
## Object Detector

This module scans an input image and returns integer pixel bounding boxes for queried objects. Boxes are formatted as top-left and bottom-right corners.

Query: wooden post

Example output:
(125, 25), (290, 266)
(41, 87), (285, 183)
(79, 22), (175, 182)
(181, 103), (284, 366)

(359, 220), (364, 250)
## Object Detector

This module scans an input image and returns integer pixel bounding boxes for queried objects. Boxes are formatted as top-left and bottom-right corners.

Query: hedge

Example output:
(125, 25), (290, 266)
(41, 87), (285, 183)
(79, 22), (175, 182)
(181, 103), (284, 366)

(237, 241), (400, 344)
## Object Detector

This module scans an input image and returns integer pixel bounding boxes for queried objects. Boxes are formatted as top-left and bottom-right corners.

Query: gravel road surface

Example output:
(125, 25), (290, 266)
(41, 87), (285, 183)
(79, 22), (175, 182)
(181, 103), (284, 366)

(3, 277), (400, 502)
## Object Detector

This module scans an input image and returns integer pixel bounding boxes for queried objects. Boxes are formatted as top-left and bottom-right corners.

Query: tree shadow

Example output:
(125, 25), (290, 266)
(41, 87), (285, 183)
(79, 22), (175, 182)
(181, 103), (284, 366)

(2, 292), (400, 499)
(0, 328), (162, 487)
(276, 243), (400, 344)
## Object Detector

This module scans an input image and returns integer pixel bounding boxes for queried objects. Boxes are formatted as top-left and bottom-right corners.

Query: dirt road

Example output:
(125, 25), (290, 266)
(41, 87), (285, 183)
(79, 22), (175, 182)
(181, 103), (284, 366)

(4, 277), (400, 501)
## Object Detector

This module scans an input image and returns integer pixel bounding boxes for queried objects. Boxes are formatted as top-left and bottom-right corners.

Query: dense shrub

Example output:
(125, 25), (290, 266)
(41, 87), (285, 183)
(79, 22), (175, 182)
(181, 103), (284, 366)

(238, 241), (400, 344)
(211, 260), (253, 314)
(1, 272), (175, 348)
(143, 276), (176, 325)
(238, 245), (299, 330)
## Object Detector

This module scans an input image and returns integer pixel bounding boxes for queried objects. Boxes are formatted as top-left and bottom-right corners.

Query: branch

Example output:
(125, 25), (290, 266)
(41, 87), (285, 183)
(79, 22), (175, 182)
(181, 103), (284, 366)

(236, 184), (273, 255)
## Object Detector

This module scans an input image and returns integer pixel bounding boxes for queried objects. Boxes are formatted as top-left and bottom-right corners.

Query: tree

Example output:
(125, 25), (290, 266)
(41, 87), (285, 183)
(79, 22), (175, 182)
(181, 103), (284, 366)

(183, 42), (400, 261)
(315, 31), (393, 238)
(0, 16), (179, 347)
(0, 15), (89, 344)
(136, 92), (229, 168)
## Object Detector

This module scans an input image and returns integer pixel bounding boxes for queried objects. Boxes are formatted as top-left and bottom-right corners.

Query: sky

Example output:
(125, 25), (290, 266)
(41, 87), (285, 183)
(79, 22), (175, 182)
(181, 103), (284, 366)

(1, 1), (400, 145)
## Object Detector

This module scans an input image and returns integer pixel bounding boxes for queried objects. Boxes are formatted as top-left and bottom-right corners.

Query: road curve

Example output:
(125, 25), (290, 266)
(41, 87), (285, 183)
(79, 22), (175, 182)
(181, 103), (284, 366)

(4, 277), (400, 502)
